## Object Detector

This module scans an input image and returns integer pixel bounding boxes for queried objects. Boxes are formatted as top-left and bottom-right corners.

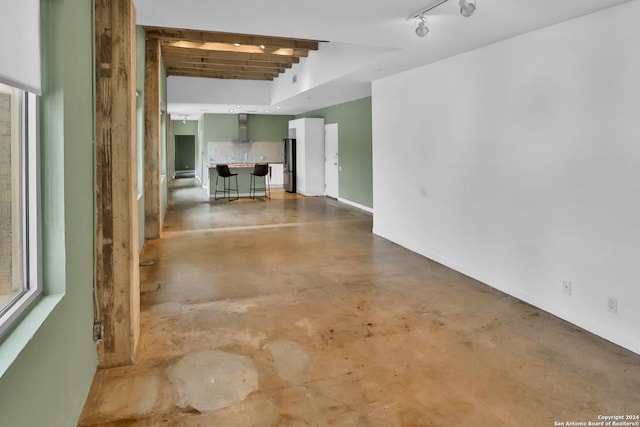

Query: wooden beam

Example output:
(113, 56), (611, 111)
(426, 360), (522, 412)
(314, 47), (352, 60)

(164, 63), (283, 76)
(94, 0), (140, 368)
(144, 25), (320, 50)
(143, 26), (324, 82)
(164, 40), (310, 57)
(161, 46), (300, 65)
(144, 37), (162, 239)
(162, 55), (294, 72)
(163, 55), (293, 69)
(166, 69), (275, 80)
(163, 57), (289, 72)
(165, 70), (278, 80)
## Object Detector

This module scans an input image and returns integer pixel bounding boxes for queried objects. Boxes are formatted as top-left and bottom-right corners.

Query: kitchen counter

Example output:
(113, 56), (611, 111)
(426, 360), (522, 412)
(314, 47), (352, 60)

(208, 163), (259, 169)
(207, 163), (283, 198)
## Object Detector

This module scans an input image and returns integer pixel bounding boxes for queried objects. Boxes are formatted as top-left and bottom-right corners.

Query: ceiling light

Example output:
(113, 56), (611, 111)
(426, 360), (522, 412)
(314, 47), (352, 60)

(459, 0), (476, 17)
(260, 45), (266, 49)
(415, 14), (429, 37)
(236, 105), (241, 108)
(276, 106), (281, 110)
(265, 110), (270, 113)
(408, 0), (477, 37)
(233, 43), (240, 47)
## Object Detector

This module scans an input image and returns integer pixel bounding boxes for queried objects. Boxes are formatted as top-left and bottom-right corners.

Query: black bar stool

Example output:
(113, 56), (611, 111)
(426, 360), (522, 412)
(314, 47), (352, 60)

(249, 163), (270, 199)
(214, 164), (239, 201)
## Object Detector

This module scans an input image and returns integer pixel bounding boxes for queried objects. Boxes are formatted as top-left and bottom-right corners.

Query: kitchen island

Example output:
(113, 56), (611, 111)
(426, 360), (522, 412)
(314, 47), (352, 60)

(208, 163), (283, 199)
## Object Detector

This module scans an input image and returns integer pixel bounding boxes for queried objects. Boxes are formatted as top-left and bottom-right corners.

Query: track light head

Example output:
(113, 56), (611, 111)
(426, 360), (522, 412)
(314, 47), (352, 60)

(459, 0), (476, 17)
(409, 0), (475, 37)
(415, 15), (429, 37)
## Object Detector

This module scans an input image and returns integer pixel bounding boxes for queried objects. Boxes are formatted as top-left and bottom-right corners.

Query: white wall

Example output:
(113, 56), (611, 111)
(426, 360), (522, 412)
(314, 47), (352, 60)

(168, 76), (271, 105)
(271, 42), (390, 105)
(372, 1), (640, 354)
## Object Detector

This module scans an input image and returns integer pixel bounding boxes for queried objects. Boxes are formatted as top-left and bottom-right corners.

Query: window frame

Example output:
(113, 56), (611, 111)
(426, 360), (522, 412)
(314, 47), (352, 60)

(0, 89), (42, 338)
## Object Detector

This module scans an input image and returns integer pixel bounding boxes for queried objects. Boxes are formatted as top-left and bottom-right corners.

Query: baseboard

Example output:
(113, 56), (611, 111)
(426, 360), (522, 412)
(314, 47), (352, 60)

(338, 197), (373, 214)
(372, 227), (640, 356)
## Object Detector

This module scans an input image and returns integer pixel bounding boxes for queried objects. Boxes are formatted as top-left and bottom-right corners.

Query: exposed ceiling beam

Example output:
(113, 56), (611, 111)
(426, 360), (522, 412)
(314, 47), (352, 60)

(163, 40), (311, 57)
(161, 45), (300, 64)
(163, 61), (286, 74)
(163, 56), (293, 70)
(144, 26), (320, 50)
(146, 26), (323, 82)
(165, 64), (282, 77)
(166, 69), (275, 80)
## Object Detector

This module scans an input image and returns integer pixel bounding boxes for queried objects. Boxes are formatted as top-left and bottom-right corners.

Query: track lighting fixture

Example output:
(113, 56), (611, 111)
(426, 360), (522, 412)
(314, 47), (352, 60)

(459, 0), (476, 17)
(415, 14), (429, 37)
(408, 0), (448, 19)
(408, 0), (477, 37)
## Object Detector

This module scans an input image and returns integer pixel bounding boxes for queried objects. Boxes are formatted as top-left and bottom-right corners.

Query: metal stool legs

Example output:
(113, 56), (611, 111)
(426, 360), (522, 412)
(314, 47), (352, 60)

(249, 164), (271, 199)
(214, 173), (239, 200)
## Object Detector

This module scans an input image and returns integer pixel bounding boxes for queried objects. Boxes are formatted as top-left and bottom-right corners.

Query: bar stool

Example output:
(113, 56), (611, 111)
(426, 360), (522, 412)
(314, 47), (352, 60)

(214, 164), (239, 201)
(249, 163), (270, 199)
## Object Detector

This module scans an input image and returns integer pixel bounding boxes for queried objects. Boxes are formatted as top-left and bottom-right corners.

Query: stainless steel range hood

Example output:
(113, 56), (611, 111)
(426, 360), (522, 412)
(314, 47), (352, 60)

(237, 113), (251, 143)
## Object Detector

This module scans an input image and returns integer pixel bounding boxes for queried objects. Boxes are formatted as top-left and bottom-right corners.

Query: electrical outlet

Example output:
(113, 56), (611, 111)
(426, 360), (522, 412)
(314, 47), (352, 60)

(93, 320), (103, 341)
(607, 297), (618, 314)
(562, 280), (572, 296)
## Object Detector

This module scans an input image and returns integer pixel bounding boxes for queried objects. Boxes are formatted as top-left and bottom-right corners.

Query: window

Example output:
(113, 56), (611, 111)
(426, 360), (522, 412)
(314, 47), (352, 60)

(0, 83), (41, 338)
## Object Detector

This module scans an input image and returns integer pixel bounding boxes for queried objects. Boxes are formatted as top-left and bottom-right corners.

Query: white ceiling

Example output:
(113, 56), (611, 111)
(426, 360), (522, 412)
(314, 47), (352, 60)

(134, 0), (632, 118)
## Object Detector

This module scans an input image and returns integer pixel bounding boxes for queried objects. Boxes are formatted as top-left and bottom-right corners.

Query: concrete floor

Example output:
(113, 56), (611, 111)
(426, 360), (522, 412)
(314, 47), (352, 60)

(79, 179), (640, 426)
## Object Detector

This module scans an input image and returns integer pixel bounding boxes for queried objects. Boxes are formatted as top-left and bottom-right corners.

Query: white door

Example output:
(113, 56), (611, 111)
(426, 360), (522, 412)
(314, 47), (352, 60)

(324, 123), (339, 199)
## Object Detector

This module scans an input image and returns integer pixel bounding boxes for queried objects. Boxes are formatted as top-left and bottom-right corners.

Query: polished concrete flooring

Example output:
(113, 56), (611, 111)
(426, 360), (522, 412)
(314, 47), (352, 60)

(79, 179), (640, 426)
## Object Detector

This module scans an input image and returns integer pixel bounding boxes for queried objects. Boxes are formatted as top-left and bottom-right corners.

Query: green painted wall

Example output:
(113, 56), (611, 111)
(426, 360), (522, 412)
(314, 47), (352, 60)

(175, 135), (196, 171)
(202, 114), (237, 141)
(172, 120), (198, 135)
(136, 26), (146, 252)
(0, 0), (97, 425)
(248, 114), (293, 141)
(201, 113), (293, 142)
(297, 97), (373, 208)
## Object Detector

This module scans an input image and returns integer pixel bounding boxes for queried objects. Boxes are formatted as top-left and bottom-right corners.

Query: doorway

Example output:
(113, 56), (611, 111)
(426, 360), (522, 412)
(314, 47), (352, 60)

(175, 135), (196, 178)
(324, 123), (339, 199)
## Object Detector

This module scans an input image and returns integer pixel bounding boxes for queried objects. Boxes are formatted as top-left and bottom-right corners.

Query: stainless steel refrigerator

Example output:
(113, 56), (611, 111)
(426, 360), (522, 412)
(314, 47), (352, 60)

(283, 138), (296, 193)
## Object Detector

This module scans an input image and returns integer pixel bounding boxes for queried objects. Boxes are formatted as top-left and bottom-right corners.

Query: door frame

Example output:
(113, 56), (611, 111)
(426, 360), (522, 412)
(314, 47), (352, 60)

(324, 123), (339, 199)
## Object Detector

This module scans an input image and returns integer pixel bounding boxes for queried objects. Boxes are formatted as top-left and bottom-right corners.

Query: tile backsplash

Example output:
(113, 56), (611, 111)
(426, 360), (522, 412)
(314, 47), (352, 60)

(208, 141), (284, 164)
